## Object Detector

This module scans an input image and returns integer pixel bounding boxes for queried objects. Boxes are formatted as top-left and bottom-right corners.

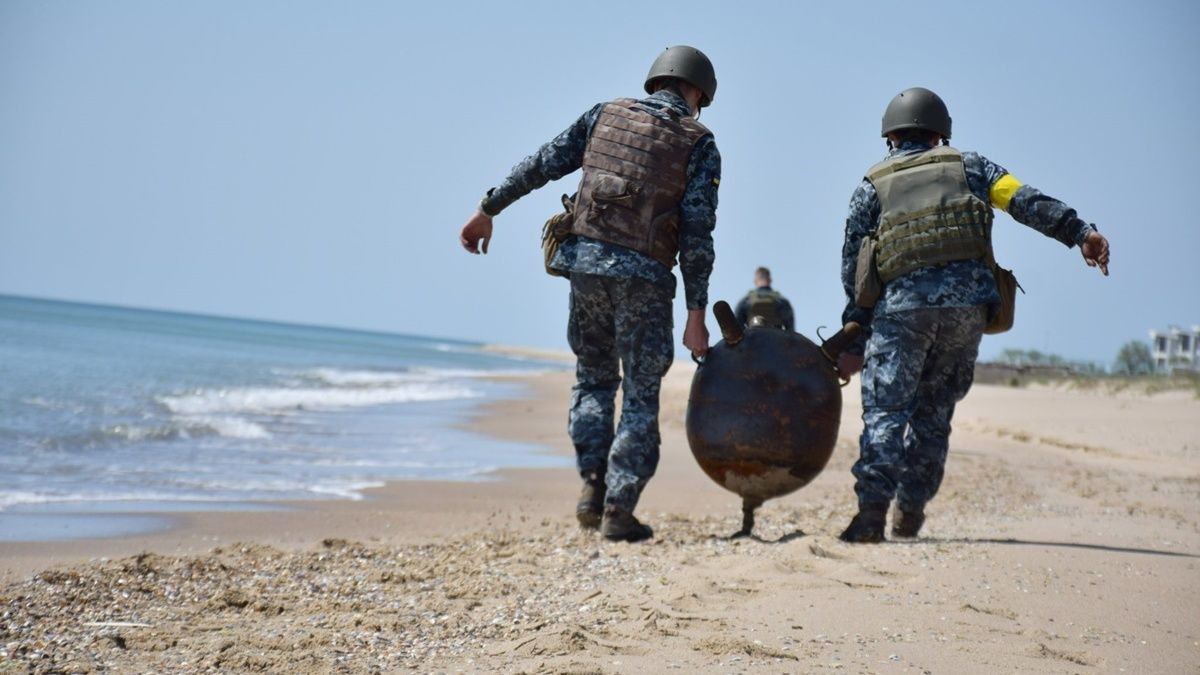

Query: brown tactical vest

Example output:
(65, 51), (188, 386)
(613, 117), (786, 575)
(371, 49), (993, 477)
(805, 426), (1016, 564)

(866, 146), (993, 283)
(571, 99), (710, 268)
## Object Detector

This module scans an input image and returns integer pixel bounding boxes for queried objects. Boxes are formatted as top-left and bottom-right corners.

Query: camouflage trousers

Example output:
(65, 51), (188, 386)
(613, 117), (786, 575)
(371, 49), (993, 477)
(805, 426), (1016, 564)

(567, 273), (674, 512)
(852, 305), (987, 512)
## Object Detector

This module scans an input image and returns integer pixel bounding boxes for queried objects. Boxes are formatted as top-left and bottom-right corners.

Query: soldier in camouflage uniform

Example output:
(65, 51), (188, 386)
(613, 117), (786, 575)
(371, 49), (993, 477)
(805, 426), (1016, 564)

(837, 87), (1110, 543)
(734, 266), (795, 331)
(459, 46), (721, 542)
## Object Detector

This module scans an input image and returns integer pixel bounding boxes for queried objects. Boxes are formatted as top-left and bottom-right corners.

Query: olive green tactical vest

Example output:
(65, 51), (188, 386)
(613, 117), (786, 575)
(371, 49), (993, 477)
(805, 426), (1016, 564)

(866, 146), (992, 283)
(572, 99), (710, 268)
(746, 289), (783, 328)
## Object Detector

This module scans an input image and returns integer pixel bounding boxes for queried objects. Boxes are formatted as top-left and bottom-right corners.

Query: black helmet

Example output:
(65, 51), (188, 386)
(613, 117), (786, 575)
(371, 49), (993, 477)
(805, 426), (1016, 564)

(644, 45), (717, 108)
(881, 87), (951, 139)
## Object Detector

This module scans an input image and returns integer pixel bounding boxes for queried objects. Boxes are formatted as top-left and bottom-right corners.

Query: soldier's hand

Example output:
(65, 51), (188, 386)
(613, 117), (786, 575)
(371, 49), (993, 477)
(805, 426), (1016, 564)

(683, 309), (710, 359)
(838, 352), (864, 377)
(459, 211), (494, 255)
(1080, 230), (1109, 276)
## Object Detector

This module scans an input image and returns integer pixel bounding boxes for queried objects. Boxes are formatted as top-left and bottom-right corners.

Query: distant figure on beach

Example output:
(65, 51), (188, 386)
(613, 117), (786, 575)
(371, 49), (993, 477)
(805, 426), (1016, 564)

(734, 267), (794, 331)
(837, 87), (1111, 543)
(458, 46), (721, 542)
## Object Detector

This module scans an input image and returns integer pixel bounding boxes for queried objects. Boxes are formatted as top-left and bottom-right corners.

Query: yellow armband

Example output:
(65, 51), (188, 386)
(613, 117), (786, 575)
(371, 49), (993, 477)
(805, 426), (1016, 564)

(989, 174), (1023, 211)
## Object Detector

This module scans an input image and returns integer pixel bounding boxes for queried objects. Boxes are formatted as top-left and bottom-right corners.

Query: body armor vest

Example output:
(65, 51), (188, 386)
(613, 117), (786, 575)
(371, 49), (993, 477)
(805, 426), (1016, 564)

(866, 146), (992, 283)
(572, 99), (710, 268)
(745, 289), (784, 328)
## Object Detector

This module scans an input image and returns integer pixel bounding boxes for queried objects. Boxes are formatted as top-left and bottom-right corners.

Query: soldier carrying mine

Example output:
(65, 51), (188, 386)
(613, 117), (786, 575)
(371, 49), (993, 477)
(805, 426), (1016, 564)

(837, 87), (1111, 543)
(458, 46), (721, 542)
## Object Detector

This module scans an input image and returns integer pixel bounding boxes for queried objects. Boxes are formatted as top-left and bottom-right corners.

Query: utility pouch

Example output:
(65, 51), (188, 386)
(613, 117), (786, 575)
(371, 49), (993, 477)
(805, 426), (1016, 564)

(854, 235), (882, 308)
(541, 193), (575, 278)
(984, 258), (1023, 335)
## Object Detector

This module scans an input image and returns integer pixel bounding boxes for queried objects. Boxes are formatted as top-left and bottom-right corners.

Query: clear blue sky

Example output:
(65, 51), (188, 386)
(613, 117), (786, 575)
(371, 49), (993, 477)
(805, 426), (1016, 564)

(2, 0), (1196, 365)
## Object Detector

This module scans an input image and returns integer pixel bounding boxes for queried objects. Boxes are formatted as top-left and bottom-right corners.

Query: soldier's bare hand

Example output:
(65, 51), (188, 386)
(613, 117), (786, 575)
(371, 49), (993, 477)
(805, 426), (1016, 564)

(683, 309), (709, 359)
(1080, 230), (1109, 276)
(459, 211), (494, 254)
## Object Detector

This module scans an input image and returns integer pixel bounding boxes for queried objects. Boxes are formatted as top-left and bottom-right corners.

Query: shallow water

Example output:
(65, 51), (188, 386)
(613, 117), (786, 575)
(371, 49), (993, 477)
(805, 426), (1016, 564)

(0, 295), (569, 539)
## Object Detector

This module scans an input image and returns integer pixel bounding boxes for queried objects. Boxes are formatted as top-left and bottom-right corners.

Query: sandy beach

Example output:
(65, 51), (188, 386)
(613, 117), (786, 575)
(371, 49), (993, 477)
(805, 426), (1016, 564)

(2, 362), (1198, 673)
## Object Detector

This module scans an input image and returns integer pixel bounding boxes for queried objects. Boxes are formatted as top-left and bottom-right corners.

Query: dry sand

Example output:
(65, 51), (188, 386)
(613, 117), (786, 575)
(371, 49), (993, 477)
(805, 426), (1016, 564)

(2, 363), (1198, 673)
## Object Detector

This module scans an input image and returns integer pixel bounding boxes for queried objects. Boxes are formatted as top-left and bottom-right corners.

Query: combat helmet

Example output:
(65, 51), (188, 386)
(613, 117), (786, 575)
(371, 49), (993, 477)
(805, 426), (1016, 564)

(644, 46), (717, 108)
(881, 87), (951, 139)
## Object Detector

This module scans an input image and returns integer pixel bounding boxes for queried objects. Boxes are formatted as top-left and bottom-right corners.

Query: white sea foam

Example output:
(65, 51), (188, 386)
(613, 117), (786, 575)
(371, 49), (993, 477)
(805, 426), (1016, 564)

(0, 491), (56, 510)
(308, 480), (385, 500)
(0, 490), (242, 510)
(303, 368), (428, 387)
(159, 381), (480, 416)
(0, 479), (386, 511)
(191, 416), (272, 440)
(91, 418), (270, 443)
(101, 424), (180, 442)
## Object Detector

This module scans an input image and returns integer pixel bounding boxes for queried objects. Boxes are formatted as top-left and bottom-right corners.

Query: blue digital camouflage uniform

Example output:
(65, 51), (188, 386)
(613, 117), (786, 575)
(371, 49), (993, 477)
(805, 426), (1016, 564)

(841, 140), (1095, 512)
(482, 90), (720, 511)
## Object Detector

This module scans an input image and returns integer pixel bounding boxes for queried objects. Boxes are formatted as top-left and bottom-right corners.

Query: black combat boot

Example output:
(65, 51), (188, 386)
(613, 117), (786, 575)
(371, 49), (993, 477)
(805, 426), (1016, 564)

(838, 505), (887, 543)
(576, 473), (606, 529)
(891, 507), (925, 538)
(600, 506), (653, 542)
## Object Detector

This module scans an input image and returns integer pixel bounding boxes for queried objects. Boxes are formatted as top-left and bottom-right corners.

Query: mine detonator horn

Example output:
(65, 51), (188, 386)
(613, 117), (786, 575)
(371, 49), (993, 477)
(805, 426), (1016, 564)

(712, 300), (743, 346)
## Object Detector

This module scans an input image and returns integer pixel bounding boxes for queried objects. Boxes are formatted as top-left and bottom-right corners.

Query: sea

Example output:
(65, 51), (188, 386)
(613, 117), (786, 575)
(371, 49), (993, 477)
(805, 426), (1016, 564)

(0, 295), (570, 542)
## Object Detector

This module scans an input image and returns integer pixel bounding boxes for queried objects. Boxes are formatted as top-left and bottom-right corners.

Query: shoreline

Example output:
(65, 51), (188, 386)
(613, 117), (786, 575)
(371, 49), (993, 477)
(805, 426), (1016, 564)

(3, 364), (1199, 672)
(0, 372), (581, 581)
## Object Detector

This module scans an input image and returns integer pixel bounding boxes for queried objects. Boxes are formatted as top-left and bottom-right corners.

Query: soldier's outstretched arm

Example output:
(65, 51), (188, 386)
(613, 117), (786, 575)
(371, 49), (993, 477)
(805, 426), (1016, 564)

(967, 153), (1110, 276)
(478, 104), (603, 217)
(458, 103), (603, 255)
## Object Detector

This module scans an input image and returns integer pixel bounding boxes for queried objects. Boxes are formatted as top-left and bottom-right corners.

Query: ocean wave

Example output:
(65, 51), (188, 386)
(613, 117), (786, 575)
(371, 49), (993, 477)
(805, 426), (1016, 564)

(301, 367), (426, 387)
(95, 418), (271, 443)
(189, 416), (272, 440)
(289, 366), (546, 387)
(158, 381), (480, 416)
(0, 489), (240, 510)
(0, 491), (58, 509)
(0, 478), (386, 511)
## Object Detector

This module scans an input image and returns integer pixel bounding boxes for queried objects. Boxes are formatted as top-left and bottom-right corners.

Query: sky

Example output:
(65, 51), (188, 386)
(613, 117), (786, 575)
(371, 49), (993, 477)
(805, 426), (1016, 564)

(2, 0), (1197, 366)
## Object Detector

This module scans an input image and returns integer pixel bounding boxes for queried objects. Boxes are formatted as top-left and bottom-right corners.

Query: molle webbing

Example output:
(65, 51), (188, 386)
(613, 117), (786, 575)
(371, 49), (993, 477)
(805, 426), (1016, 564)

(867, 147), (992, 283)
(571, 99), (709, 268)
(747, 290), (783, 327)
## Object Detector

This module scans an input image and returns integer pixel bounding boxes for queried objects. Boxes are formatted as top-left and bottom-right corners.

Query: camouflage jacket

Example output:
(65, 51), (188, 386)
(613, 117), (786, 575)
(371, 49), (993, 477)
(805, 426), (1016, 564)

(841, 141), (1096, 353)
(481, 90), (721, 310)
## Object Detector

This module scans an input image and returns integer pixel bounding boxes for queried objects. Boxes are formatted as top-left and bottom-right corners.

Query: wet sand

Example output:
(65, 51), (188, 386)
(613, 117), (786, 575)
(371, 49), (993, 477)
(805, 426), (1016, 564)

(2, 364), (1198, 673)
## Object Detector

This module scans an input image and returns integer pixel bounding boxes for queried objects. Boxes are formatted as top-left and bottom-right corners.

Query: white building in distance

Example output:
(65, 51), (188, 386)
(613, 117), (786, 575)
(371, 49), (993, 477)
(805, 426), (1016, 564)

(1149, 325), (1200, 374)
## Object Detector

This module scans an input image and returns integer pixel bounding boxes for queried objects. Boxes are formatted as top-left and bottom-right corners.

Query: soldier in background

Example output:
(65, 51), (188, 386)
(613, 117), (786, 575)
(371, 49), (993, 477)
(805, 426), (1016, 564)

(837, 87), (1110, 543)
(458, 46), (721, 542)
(734, 266), (795, 331)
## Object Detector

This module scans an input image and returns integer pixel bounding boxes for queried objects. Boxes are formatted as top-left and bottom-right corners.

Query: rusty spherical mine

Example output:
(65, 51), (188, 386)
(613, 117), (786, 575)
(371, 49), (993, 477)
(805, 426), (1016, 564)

(686, 308), (858, 505)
